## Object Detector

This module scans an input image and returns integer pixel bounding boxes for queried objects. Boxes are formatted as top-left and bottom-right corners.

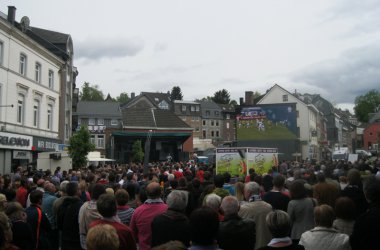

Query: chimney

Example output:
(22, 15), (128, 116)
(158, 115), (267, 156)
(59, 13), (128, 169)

(131, 92), (135, 99)
(245, 91), (254, 105)
(7, 6), (16, 25)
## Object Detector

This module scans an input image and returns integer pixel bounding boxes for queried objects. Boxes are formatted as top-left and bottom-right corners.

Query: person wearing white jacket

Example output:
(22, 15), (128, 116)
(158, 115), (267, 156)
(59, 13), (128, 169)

(299, 204), (350, 250)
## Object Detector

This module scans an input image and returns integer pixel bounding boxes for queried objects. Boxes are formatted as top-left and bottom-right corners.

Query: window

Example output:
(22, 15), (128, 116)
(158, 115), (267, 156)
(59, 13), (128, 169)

(216, 131), (219, 137)
(97, 135), (105, 148)
(226, 114), (230, 120)
(17, 94), (24, 124)
(202, 130), (206, 138)
(206, 111), (210, 117)
(35, 63), (41, 83)
(90, 135), (96, 145)
(88, 118), (95, 125)
(48, 70), (54, 89)
(33, 99), (40, 127)
(226, 122), (230, 129)
(195, 106), (200, 112)
(195, 127), (200, 132)
(181, 105), (186, 112)
(0, 41), (3, 65)
(158, 100), (169, 110)
(97, 118), (104, 125)
(111, 119), (118, 126)
(191, 106), (195, 112)
(282, 95), (288, 102)
(216, 120), (219, 126)
(211, 120), (215, 126)
(211, 131), (215, 137)
(203, 120), (206, 126)
(20, 54), (27, 75)
(215, 111), (219, 116)
(47, 104), (53, 130)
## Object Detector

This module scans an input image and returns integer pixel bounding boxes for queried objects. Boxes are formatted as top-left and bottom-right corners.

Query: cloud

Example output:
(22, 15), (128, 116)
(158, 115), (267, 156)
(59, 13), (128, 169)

(75, 37), (144, 60)
(291, 43), (380, 104)
(153, 42), (168, 52)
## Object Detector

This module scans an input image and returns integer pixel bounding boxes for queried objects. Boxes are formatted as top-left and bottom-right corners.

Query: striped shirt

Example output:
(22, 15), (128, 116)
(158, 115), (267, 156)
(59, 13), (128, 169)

(117, 205), (134, 225)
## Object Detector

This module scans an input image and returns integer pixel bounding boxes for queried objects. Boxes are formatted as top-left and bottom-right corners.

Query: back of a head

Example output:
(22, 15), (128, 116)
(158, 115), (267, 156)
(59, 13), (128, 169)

(87, 224), (119, 250)
(189, 207), (219, 246)
(204, 193), (221, 211)
(115, 189), (129, 206)
(363, 176), (380, 203)
(347, 169), (361, 186)
(316, 172), (326, 183)
(244, 181), (260, 196)
(151, 240), (187, 250)
(266, 210), (291, 238)
(146, 182), (161, 199)
(166, 190), (188, 211)
(220, 196), (239, 216)
(66, 182), (79, 197)
(30, 190), (43, 204)
(90, 184), (106, 200)
(5, 202), (23, 220)
(289, 180), (307, 200)
(335, 197), (356, 221)
(223, 172), (231, 184)
(213, 174), (225, 188)
(314, 204), (335, 228)
(96, 194), (117, 218)
(273, 174), (285, 188)
(60, 180), (70, 194)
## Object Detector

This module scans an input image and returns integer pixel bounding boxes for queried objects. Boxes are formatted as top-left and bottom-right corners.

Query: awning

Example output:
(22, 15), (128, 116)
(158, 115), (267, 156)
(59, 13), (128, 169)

(112, 131), (192, 138)
(88, 157), (115, 162)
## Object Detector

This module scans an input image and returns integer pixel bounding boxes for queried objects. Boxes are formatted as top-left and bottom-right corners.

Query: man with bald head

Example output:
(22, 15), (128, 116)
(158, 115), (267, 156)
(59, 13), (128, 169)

(130, 181), (168, 250)
(217, 196), (256, 250)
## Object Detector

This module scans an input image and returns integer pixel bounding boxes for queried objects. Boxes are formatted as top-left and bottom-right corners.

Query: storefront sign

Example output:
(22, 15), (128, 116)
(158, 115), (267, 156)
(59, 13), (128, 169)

(13, 150), (31, 159)
(33, 136), (61, 152)
(0, 132), (32, 150)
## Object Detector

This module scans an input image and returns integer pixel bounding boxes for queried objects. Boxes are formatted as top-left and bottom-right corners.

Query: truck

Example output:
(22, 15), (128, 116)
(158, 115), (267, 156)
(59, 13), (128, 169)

(332, 147), (350, 161)
(37, 151), (72, 172)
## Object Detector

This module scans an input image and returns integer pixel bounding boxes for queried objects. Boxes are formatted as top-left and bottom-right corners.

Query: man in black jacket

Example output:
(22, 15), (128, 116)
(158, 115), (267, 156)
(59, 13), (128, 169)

(151, 190), (190, 247)
(218, 195), (256, 250)
(57, 182), (83, 250)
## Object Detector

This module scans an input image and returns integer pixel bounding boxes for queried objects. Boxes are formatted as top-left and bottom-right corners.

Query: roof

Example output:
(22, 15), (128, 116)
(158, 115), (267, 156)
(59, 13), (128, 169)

(75, 101), (121, 117)
(122, 108), (191, 129)
(218, 104), (235, 112)
(199, 100), (223, 118)
(369, 110), (380, 124)
(174, 100), (200, 105)
(121, 92), (172, 109)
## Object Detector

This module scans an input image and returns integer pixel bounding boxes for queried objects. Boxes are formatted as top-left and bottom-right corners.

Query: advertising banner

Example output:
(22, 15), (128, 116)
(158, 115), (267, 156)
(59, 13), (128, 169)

(216, 147), (278, 177)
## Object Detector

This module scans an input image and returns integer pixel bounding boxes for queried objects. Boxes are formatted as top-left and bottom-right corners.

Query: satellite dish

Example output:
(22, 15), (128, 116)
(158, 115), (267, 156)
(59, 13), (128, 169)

(20, 16), (30, 32)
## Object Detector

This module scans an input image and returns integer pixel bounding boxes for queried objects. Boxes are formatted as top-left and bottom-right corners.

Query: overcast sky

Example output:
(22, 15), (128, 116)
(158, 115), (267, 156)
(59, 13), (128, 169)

(3, 0), (380, 112)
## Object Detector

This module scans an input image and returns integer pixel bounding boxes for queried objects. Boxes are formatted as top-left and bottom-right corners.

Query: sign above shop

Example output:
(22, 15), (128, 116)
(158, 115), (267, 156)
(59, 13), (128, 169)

(13, 150), (31, 159)
(0, 132), (32, 150)
(33, 136), (61, 152)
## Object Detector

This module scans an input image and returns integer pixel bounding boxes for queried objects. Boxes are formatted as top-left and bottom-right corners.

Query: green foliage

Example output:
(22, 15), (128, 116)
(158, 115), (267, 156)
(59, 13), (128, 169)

(212, 89), (231, 104)
(354, 90), (380, 123)
(116, 92), (130, 104)
(170, 86), (183, 101)
(68, 125), (95, 169)
(79, 82), (105, 101)
(131, 140), (144, 163)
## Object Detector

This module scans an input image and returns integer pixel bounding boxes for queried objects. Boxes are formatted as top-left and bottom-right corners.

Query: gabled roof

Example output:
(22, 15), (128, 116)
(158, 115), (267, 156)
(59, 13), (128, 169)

(122, 108), (191, 129)
(199, 100), (223, 119)
(369, 110), (380, 124)
(121, 92), (172, 109)
(259, 84), (307, 106)
(75, 101), (121, 117)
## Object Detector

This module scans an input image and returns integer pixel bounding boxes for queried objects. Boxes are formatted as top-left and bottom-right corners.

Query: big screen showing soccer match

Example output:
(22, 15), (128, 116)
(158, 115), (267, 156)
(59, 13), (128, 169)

(236, 103), (298, 141)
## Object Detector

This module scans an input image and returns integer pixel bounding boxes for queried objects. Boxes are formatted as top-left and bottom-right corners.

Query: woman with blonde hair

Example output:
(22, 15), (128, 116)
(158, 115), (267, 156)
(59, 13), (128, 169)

(86, 224), (120, 250)
(234, 181), (245, 202)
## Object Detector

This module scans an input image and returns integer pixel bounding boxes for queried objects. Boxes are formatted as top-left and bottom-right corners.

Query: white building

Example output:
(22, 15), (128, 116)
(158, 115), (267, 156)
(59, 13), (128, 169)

(258, 84), (320, 160)
(0, 6), (77, 173)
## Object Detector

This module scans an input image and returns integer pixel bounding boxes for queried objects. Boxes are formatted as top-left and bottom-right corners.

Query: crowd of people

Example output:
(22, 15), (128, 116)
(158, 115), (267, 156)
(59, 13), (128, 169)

(0, 156), (379, 250)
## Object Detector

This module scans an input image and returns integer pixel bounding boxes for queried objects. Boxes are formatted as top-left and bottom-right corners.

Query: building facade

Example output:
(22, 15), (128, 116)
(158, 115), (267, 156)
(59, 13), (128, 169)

(173, 100), (202, 139)
(200, 100), (223, 144)
(0, 7), (75, 173)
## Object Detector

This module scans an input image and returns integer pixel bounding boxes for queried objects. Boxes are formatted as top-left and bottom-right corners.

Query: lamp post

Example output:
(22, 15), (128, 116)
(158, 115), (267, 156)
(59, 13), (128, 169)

(143, 129), (153, 174)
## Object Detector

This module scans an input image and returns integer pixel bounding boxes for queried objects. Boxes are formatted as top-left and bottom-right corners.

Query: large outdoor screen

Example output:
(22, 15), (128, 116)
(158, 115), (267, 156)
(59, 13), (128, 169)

(236, 103), (298, 141)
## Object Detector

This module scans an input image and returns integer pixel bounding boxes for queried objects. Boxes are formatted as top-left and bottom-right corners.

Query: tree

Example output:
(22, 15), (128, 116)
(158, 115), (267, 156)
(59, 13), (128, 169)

(131, 140), (144, 163)
(68, 125), (95, 169)
(212, 89), (230, 104)
(116, 92), (130, 104)
(79, 82), (105, 101)
(170, 86), (183, 101)
(354, 90), (380, 123)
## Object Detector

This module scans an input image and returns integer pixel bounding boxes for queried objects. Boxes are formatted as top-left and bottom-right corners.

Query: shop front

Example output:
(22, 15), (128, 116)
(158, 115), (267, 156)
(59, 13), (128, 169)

(0, 132), (33, 174)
